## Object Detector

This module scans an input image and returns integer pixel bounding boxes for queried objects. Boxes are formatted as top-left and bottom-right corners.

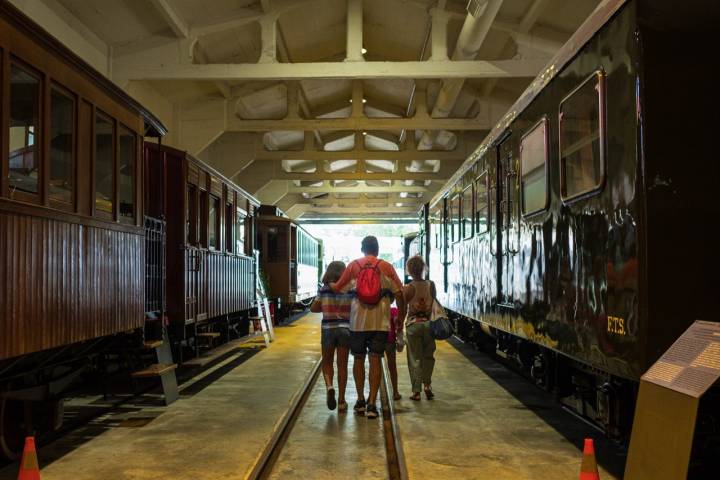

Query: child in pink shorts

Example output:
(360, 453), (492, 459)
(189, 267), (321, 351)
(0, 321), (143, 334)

(385, 306), (403, 400)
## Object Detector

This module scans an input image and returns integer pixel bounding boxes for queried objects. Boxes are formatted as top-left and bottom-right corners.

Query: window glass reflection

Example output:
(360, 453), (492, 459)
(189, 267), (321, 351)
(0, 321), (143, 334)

(50, 88), (74, 204)
(9, 66), (40, 196)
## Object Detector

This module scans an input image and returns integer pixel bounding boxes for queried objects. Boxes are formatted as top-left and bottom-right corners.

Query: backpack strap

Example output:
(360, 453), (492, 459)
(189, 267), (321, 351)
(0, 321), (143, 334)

(361, 257), (381, 270)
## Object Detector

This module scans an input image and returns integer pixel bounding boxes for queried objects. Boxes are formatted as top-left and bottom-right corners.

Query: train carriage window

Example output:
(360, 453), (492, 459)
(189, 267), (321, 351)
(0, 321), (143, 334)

(475, 172), (489, 234)
(461, 185), (473, 239)
(8, 64), (41, 198)
(450, 194), (460, 243)
(118, 126), (135, 224)
(225, 201), (233, 253)
(236, 208), (246, 255)
(208, 194), (219, 249)
(94, 112), (114, 216)
(199, 190), (208, 246)
(430, 203), (442, 250)
(187, 185), (197, 245)
(521, 118), (549, 215)
(560, 71), (606, 200)
(49, 87), (74, 206)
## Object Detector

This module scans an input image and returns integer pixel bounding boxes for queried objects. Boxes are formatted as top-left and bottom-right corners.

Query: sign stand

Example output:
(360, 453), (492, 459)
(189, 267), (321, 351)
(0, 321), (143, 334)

(625, 320), (720, 479)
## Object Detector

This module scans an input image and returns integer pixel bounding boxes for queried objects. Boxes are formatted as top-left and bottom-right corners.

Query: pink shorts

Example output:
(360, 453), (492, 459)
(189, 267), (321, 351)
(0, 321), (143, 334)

(387, 307), (398, 343)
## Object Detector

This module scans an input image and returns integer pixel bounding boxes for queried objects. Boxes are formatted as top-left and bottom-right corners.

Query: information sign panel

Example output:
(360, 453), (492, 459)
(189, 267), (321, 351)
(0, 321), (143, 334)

(642, 320), (720, 397)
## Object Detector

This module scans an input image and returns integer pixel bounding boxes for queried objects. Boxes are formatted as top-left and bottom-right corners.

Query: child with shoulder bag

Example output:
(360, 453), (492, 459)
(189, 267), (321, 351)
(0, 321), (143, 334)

(310, 261), (353, 411)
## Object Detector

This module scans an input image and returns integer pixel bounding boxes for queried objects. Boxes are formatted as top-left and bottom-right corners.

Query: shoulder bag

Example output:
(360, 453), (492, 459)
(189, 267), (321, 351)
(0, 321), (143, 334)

(428, 281), (453, 340)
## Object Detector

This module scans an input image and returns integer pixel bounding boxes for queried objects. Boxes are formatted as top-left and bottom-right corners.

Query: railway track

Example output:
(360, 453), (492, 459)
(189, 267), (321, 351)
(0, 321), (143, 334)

(246, 357), (408, 480)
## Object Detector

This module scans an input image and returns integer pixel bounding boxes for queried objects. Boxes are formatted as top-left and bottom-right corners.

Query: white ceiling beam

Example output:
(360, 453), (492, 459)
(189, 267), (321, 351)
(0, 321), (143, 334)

(519, 0), (552, 33)
(289, 183), (432, 194)
(481, 0), (553, 101)
(300, 206), (422, 214)
(227, 112), (491, 132)
(306, 197), (425, 207)
(267, 161), (461, 181)
(275, 171), (454, 181)
(190, 11), (264, 38)
(116, 58), (548, 82)
(346, 0), (364, 62)
(149, 0), (189, 38)
(255, 148), (465, 161)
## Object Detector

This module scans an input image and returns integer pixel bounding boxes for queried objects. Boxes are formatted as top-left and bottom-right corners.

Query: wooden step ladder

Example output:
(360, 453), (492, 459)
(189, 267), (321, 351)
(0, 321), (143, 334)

(248, 297), (273, 347)
(131, 327), (179, 405)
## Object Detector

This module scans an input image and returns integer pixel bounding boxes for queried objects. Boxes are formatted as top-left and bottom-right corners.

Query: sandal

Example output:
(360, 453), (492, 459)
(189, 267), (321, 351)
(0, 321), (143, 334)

(393, 392), (402, 401)
(366, 404), (379, 419)
(424, 386), (434, 400)
(410, 392), (421, 401)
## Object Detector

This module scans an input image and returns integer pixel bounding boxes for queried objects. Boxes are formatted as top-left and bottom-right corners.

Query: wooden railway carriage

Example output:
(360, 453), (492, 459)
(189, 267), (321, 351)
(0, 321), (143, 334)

(0, 2), (165, 459)
(421, 0), (720, 439)
(257, 205), (320, 319)
(144, 144), (259, 357)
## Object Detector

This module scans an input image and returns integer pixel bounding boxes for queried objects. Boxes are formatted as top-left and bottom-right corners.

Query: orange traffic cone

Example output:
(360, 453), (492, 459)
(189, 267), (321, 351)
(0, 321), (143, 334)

(17, 437), (41, 480)
(579, 438), (600, 480)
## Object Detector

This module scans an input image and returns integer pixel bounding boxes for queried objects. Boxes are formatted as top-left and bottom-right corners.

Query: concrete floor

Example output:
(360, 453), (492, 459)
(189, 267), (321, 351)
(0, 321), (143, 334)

(1, 314), (629, 479)
(0, 315), (322, 480)
(268, 355), (389, 480)
(392, 337), (625, 479)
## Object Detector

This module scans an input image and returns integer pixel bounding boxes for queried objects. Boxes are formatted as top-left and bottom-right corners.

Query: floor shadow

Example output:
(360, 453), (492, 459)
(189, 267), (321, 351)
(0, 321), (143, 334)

(179, 348), (260, 397)
(447, 336), (628, 478)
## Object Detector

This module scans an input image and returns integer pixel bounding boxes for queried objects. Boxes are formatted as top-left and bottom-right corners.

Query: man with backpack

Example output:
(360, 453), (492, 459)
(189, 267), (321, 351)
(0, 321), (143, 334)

(331, 236), (406, 419)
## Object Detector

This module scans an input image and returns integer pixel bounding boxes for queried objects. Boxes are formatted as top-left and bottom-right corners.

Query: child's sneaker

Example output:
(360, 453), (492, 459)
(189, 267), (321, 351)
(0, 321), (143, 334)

(353, 399), (366, 415)
(365, 403), (379, 419)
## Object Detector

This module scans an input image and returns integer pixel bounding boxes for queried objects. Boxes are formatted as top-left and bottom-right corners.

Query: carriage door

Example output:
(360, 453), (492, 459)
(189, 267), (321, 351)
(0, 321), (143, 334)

(497, 136), (519, 305)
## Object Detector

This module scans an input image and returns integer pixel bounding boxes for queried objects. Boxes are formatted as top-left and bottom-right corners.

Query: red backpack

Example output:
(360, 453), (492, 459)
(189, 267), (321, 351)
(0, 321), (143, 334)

(356, 258), (382, 305)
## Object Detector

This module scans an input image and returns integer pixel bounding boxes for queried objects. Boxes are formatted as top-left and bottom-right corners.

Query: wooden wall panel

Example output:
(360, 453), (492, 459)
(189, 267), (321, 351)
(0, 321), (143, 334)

(0, 211), (144, 360)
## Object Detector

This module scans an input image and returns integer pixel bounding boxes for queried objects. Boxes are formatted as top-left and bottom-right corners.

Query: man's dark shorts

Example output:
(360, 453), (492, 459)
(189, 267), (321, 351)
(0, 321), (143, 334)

(350, 331), (387, 356)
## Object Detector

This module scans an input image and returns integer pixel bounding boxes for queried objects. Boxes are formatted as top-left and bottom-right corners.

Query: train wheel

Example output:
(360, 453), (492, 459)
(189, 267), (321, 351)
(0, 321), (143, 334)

(0, 398), (24, 460)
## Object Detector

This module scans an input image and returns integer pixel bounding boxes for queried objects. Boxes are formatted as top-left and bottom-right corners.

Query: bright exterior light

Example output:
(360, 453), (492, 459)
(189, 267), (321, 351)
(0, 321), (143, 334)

(361, 47), (367, 54)
(362, 131), (367, 136)
(362, 98), (367, 104)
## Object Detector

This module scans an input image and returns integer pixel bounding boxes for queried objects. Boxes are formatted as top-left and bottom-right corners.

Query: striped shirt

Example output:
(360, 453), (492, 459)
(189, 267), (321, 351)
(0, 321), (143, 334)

(317, 285), (353, 329)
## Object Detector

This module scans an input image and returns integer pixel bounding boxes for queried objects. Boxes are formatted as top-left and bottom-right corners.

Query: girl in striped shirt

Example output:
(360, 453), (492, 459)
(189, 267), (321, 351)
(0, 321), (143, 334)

(310, 261), (353, 411)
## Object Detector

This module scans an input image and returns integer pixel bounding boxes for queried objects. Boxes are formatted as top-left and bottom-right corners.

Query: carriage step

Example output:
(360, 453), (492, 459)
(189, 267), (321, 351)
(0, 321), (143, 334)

(131, 363), (177, 379)
(196, 332), (220, 338)
(143, 340), (163, 350)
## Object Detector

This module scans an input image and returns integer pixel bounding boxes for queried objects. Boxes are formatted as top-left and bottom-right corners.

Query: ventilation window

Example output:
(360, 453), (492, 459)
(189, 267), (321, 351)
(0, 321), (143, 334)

(475, 172), (489, 234)
(560, 71), (606, 201)
(520, 118), (549, 215)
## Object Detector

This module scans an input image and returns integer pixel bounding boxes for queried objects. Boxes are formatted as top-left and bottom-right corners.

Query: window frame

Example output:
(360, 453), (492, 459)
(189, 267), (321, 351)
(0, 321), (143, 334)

(117, 122), (136, 225)
(474, 170), (489, 236)
(461, 184), (473, 240)
(520, 116), (550, 217)
(558, 70), (607, 204)
(186, 183), (198, 246)
(225, 196), (234, 254)
(47, 82), (77, 212)
(199, 188), (208, 247)
(450, 192), (461, 244)
(92, 108), (115, 220)
(7, 59), (43, 205)
(208, 193), (220, 250)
